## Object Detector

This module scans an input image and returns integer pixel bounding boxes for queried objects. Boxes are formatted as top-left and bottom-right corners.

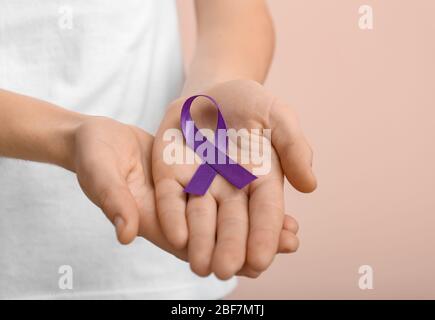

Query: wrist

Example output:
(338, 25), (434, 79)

(181, 57), (268, 97)
(54, 112), (90, 172)
(0, 89), (92, 172)
(181, 60), (258, 96)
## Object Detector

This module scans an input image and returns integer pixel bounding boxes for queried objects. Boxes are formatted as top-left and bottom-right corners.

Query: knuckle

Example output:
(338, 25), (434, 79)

(216, 241), (246, 264)
(251, 224), (280, 239)
(156, 189), (176, 204)
(218, 237), (245, 251)
(217, 215), (247, 230)
(187, 206), (211, 220)
(189, 230), (212, 243)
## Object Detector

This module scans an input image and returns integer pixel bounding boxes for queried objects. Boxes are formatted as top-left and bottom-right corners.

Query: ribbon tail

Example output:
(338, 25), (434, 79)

(211, 162), (257, 190)
(183, 163), (217, 196)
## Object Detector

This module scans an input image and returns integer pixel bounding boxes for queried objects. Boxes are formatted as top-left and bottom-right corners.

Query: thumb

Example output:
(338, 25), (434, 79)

(270, 99), (317, 193)
(98, 185), (140, 244)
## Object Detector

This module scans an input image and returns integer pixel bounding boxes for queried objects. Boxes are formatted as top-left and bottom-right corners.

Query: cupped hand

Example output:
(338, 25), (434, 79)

(152, 79), (316, 279)
(73, 116), (155, 244)
(71, 115), (299, 279)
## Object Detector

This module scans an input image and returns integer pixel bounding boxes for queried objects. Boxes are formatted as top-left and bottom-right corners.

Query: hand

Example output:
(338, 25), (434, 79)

(72, 115), (300, 279)
(152, 79), (316, 279)
(72, 116), (155, 244)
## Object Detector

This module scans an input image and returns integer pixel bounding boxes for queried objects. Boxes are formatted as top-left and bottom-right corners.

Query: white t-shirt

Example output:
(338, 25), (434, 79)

(0, 0), (235, 299)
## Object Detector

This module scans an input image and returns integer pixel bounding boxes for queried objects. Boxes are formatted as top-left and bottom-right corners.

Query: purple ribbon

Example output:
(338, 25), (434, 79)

(180, 95), (257, 196)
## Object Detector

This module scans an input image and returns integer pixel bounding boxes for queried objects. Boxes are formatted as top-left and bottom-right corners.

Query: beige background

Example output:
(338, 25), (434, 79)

(177, 0), (435, 299)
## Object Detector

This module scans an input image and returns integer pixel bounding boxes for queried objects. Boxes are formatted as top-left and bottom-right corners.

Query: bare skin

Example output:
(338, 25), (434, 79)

(73, 114), (303, 279)
(153, 80), (316, 279)
(148, 0), (316, 279)
(0, 0), (317, 281)
(0, 89), (300, 279)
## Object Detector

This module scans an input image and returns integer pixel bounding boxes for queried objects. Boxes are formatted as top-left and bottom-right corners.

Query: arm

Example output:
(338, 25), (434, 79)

(0, 89), (83, 171)
(0, 88), (296, 273)
(153, 0), (315, 279)
(0, 89), (152, 244)
(182, 0), (274, 95)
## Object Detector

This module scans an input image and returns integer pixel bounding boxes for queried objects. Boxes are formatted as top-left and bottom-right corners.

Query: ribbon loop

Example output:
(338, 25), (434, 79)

(180, 95), (257, 196)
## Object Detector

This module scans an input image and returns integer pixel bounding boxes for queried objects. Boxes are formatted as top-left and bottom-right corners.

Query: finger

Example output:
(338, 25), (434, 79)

(247, 176), (284, 272)
(134, 179), (189, 262)
(237, 265), (262, 279)
(237, 215), (299, 278)
(137, 196), (188, 262)
(270, 100), (317, 193)
(211, 191), (249, 280)
(237, 231), (299, 278)
(283, 214), (299, 234)
(278, 215), (299, 253)
(155, 178), (188, 249)
(98, 184), (140, 245)
(237, 225), (299, 278)
(186, 193), (217, 277)
(77, 158), (140, 245)
(278, 229), (300, 253)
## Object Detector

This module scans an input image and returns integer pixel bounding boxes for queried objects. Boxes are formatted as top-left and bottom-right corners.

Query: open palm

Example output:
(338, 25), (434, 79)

(71, 115), (298, 279)
(152, 80), (316, 279)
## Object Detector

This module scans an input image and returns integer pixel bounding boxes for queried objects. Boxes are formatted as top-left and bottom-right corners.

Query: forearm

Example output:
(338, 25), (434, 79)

(182, 0), (274, 96)
(0, 89), (86, 171)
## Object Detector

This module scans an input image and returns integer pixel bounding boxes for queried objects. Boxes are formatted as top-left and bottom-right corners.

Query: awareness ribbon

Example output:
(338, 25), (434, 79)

(180, 95), (257, 196)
